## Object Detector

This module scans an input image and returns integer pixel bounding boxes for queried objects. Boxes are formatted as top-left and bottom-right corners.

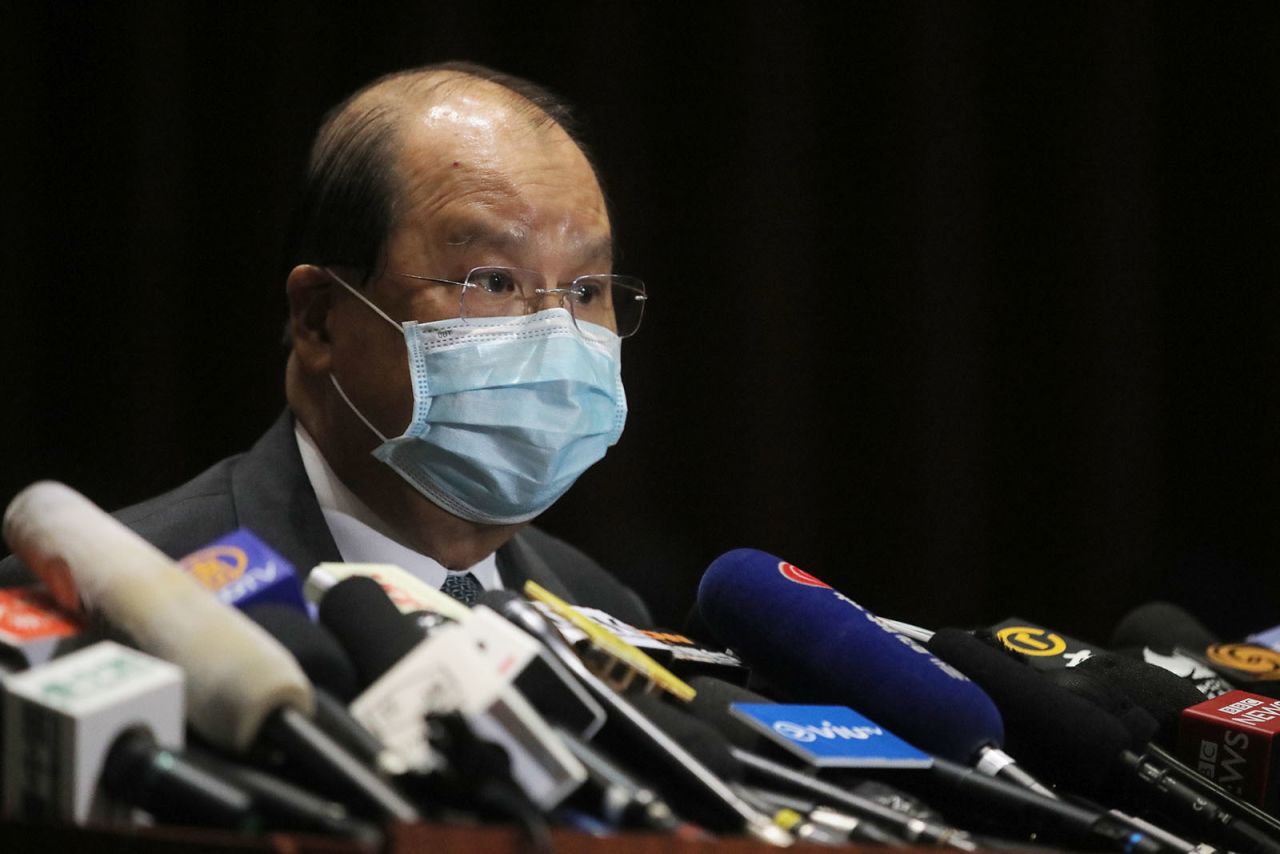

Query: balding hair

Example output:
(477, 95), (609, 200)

(284, 61), (599, 287)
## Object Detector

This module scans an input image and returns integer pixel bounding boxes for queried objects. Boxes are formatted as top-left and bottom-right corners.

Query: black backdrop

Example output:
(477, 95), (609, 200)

(3, 2), (1279, 644)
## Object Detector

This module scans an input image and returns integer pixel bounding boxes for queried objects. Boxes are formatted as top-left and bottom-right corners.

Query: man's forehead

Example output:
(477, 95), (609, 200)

(393, 84), (587, 187)
(419, 92), (516, 139)
(400, 75), (554, 144)
(357, 73), (610, 261)
(435, 211), (614, 263)
(394, 148), (609, 235)
(400, 109), (578, 188)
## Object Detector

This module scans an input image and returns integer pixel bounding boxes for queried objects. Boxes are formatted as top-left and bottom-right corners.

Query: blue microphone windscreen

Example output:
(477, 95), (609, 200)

(696, 548), (1004, 764)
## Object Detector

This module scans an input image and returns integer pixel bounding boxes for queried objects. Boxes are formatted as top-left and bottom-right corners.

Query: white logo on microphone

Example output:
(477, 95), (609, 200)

(773, 720), (883, 743)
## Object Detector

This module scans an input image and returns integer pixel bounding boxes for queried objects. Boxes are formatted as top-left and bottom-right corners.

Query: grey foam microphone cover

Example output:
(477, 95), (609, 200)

(1110, 601), (1220, 653)
(2, 481), (314, 751)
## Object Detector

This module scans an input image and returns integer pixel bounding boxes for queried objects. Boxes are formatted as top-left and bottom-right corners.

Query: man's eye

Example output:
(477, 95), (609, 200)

(474, 269), (517, 294)
(573, 280), (605, 305)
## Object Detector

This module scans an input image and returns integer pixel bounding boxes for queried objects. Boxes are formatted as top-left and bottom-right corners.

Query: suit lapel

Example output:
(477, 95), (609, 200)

(497, 531), (576, 603)
(230, 411), (341, 579)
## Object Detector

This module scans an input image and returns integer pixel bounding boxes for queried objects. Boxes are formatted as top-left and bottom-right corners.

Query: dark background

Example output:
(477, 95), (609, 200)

(3, 2), (1278, 645)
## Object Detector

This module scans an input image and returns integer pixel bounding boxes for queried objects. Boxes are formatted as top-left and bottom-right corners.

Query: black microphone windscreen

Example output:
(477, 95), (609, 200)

(318, 576), (423, 688)
(243, 604), (360, 702)
(1109, 601), (1219, 653)
(684, 675), (775, 754)
(927, 628), (1153, 796)
(101, 729), (257, 830)
(623, 691), (743, 784)
(1072, 651), (1211, 747)
(1035, 660), (1172, 749)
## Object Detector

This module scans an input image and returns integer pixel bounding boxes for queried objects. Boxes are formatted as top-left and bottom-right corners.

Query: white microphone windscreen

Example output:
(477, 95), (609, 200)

(3, 481), (313, 751)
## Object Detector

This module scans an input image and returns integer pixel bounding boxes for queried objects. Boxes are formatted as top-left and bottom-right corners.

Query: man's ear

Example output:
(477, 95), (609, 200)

(286, 264), (333, 374)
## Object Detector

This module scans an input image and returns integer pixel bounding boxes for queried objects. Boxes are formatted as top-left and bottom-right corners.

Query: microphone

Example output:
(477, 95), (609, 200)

(241, 602), (405, 779)
(492, 590), (869, 840)
(926, 627), (1158, 795)
(1110, 602), (1247, 697)
(241, 603), (359, 702)
(180, 539), (410, 785)
(321, 574), (605, 739)
(553, 725), (682, 832)
(1113, 602), (1220, 653)
(992, 610), (1280, 841)
(691, 555), (1211, 854)
(317, 575), (429, 688)
(330, 580), (590, 814)
(987, 618), (1102, 671)
(685, 673), (1172, 854)
(178, 532), (362, 707)
(984, 614), (1280, 850)
(181, 744), (382, 842)
(318, 578), (691, 834)
(480, 588), (793, 845)
(669, 684), (980, 848)
(306, 561), (472, 623)
(1060, 650), (1208, 748)
(696, 548), (1051, 796)
(930, 628), (1280, 854)
(2, 640), (256, 830)
(1179, 691), (1280, 813)
(179, 527), (311, 616)
(0, 585), (85, 669)
(1053, 652), (1280, 848)
(623, 689), (954, 848)
(1, 480), (421, 823)
(1111, 604), (1280, 696)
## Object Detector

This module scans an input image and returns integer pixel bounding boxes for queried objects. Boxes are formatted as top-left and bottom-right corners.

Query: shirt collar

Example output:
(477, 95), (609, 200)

(293, 421), (501, 592)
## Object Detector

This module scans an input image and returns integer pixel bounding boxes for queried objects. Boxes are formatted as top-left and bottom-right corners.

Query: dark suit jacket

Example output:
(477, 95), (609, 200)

(0, 411), (651, 626)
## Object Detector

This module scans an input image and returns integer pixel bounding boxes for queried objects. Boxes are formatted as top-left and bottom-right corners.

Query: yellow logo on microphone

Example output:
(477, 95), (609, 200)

(1207, 643), (1280, 679)
(996, 626), (1068, 657)
(181, 546), (248, 591)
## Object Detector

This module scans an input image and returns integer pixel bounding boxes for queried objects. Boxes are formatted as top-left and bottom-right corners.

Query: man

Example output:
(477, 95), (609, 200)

(1, 61), (650, 626)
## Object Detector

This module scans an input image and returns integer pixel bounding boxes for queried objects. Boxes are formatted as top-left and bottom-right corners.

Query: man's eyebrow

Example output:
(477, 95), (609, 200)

(580, 235), (616, 267)
(442, 226), (526, 250)
(443, 227), (615, 266)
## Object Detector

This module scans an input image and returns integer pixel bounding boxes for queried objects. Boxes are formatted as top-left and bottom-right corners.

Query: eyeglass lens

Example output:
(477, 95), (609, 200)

(462, 267), (645, 337)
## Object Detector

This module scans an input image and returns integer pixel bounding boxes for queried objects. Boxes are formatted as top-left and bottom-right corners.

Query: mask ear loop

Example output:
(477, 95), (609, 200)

(323, 268), (397, 443)
(325, 268), (402, 329)
(329, 374), (390, 443)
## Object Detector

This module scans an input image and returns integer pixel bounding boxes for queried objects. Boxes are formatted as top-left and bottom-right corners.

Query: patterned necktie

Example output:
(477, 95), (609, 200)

(441, 571), (484, 606)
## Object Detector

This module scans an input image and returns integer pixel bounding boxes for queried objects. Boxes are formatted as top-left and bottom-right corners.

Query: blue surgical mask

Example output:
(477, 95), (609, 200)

(328, 275), (627, 525)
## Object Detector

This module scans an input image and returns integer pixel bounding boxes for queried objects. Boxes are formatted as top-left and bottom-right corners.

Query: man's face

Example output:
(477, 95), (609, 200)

(327, 84), (613, 444)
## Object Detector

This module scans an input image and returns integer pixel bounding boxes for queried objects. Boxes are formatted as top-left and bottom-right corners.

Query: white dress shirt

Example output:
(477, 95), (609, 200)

(293, 422), (502, 592)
